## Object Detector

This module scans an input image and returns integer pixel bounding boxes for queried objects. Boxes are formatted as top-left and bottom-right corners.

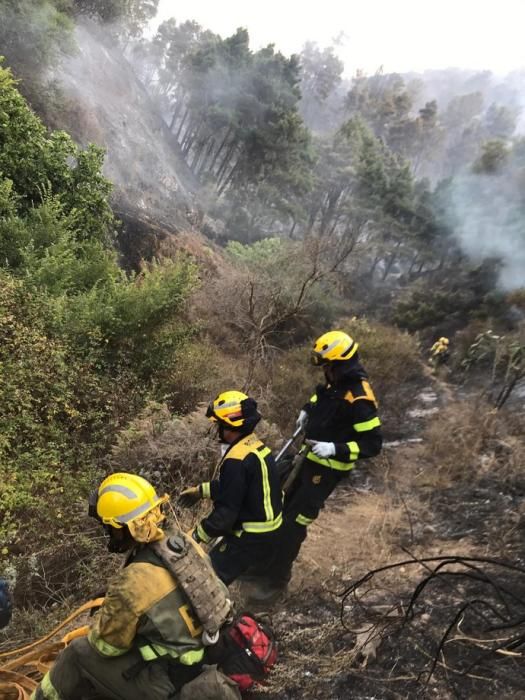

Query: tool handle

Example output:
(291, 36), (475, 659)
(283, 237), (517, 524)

(275, 426), (303, 463)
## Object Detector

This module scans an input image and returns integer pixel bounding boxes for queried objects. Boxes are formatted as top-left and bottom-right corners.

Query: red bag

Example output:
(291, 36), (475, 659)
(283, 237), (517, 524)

(219, 614), (278, 691)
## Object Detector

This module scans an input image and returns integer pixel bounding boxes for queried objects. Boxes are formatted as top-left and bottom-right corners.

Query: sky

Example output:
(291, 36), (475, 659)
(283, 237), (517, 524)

(153, 0), (525, 76)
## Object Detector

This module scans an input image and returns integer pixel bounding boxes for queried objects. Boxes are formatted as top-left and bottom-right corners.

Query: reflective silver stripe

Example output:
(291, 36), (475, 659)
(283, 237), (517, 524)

(98, 484), (136, 500)
(117, 499), (159, 524)
(217, 399), (240, 409)
(319, 338), (340, 357)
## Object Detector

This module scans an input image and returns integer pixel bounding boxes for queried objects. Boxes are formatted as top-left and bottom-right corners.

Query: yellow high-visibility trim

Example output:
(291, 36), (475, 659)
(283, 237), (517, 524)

(180, 648), (205, 665)
(197, 523), (212, 543)
(344, 381), (378, 408)
(227, 433), (263, 460)
(139, 642), (205, 664)
(88, 629), (129, 657)
(255, 447), (273, 522)
(242, 512), (283, 533)
(306, 451), (357, 471)
(346, 441), (360, 460)
(296, 514), (314, 526)
(309, 394), (318, 403)
(40, 673), (61, 700)
(201, 482), (211, 499)
(353, 416), (381, 432)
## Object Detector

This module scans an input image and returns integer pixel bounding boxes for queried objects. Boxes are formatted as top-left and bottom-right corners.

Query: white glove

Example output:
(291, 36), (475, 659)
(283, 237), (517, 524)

(296, 410), (308, 431)
(306, 440), (336, 458)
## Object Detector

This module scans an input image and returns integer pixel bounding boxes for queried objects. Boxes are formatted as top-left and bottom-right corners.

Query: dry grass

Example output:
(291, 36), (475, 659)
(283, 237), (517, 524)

(422, 399), (525, 487)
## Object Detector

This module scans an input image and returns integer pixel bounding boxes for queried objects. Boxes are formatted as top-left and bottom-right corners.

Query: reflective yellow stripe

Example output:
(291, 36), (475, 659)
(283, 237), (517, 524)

(39, 673), (61, 700)
(180, 648), (205, 665)
(306, 451), (357, 471)
(256, 447), (274, 522)
(88, 629), (129, 657)
(140, 642), (177, 661)
(139, 643), (205, 664)
(309, 394), (318, 403)
(197, 523), (212, 543)
(242, 512), (283, 533)
(201, 482), (211, 499)
(353, 416), (381, 432)
(347, 441), (360, 460)
(296, 514), (314, 526)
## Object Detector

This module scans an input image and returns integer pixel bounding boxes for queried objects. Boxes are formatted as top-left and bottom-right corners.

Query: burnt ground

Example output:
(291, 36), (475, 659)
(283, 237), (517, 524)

(3, 376), (524, 699)
(248, 380), (525, 700)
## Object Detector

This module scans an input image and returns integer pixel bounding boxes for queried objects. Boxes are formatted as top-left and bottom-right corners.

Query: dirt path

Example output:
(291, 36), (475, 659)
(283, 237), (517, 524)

(251, 376), (525, 699)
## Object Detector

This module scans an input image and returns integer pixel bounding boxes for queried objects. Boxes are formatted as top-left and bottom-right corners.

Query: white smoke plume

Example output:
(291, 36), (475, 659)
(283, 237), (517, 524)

(448, 170), (525, 290)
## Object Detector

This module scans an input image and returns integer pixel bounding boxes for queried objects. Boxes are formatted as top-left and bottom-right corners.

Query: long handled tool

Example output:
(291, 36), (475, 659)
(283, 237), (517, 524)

(282, 447), (309, 494)
(275, 426), (303, 463)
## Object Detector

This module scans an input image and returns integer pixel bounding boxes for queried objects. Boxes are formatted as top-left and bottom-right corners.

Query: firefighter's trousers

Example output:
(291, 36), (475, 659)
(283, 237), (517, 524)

(269, 459), (344, 586)
(210, 530), (281, 585)
(33, 637), (181, 700)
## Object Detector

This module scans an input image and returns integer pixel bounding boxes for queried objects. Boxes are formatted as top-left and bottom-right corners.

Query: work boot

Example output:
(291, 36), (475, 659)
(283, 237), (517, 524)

(245, 581), (288, 605)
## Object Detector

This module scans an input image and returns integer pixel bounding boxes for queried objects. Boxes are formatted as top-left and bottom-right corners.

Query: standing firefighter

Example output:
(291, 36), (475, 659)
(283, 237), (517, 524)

(32, 473), (239, 700)
(264, 330), (383, 597)
(179, 390), (282, 585)
(429, 336), (450, 368)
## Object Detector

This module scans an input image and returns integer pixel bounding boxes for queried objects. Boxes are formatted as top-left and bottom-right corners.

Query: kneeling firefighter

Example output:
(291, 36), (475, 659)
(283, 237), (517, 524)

(264, 330), (383, 597)
(179, 391), (283, 585)
(32, 473), (239, 700)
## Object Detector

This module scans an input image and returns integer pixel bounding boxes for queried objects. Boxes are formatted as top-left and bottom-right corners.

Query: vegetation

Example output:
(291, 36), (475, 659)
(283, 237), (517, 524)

(0, 13), (524, 700)
(0, 63), (196, 553)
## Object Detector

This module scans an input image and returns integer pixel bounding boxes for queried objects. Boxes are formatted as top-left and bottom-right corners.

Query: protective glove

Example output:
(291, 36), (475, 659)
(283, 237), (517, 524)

(296, 409), (308, 431)
(178, 485), (202, 509)
(189, 524), (211, 545)
(306, 440), (336, 458)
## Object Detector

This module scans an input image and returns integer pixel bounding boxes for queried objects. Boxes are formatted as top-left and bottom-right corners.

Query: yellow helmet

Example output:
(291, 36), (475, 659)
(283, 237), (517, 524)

(439, 337), (449, 345)
(312, 330), (359, 366)
(206, 390), (250, 428)
(96, 473), (168, 530)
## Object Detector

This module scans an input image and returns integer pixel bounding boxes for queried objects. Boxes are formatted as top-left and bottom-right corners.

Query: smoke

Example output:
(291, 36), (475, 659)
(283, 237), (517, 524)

(448, 169), (525, 290)
(48, 20), (195, 228)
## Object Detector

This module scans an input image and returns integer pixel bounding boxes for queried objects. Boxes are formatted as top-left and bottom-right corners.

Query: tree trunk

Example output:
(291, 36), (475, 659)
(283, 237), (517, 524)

(197, 137), (216, 177)
(169, 97), (184, 132)
(218, 159), (240, 196)
(175, 107), (191, 142)
(208, 127), (234, 174)
(216, 141), (239, 184)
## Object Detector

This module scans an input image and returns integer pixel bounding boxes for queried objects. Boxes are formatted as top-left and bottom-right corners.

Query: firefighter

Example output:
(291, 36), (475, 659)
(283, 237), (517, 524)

(264, 330), (382, 597)
(179, 390), (282, 585)
(0, 578), (12, 629)
(32, 473), (239, 700)
(429, 336), (450, 368)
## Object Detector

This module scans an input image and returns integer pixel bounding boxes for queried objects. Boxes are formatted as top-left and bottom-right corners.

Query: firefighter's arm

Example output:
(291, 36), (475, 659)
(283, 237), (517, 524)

(88, 583), (138, 657)
(199, 479), (220, 500)
(333, 400), (382, 463)
(196, 459), (246, 542)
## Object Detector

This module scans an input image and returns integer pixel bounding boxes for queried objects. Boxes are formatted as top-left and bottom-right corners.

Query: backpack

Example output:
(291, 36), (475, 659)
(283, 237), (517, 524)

(209, 614), (278, 691)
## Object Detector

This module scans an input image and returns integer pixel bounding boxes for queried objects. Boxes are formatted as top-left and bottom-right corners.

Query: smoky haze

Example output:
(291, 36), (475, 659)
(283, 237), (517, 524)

(1, 0), (524, 290)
